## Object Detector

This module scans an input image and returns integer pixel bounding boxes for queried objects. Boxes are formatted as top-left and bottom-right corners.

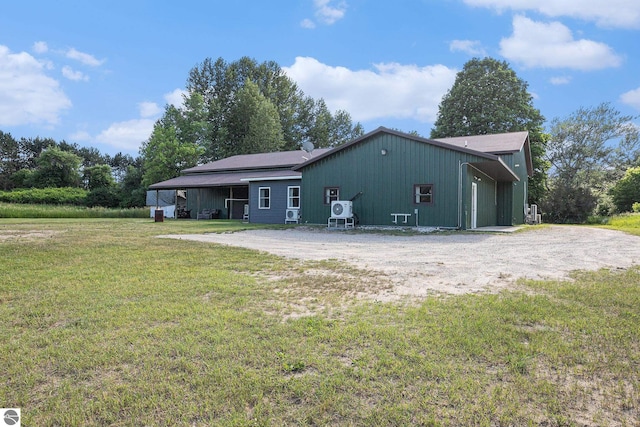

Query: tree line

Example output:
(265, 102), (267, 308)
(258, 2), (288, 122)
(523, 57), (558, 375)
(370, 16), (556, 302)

(1, 56), (639, 220)
(0, 133), (144, 207)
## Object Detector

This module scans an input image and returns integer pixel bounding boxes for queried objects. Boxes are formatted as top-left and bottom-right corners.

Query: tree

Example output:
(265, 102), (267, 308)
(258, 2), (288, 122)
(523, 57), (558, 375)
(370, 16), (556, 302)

(430, 57), (547, 203)
(83, 164), (115, 190)
(109, 152), (138, 183)
(31, 146), (82, 188)
(184, 56), (363, 159)
(118, 164), (146, 208)
(611, 167), (640, 213)
(140, 119), (203, 188)
(0, 131), (20, 190)
(226, 80), (284, 155)
(543, 103), (639, 220)
(541, 180), (598, 223)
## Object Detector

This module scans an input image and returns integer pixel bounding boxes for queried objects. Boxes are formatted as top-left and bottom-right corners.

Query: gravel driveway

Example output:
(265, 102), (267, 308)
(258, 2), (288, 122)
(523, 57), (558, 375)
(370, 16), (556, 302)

(159, 226), (640, 298)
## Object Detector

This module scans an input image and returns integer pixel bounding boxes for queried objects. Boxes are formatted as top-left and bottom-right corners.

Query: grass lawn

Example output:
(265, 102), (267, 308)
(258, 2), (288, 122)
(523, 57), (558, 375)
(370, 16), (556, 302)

(1, 218), (639, 426)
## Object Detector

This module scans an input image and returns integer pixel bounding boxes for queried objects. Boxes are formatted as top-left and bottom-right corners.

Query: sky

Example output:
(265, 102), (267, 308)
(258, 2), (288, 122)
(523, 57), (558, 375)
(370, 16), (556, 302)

(1, 0), (639, 157)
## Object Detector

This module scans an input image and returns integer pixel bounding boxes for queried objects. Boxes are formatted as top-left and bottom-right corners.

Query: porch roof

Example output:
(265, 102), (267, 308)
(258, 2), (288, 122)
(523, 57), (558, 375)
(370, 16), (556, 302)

(470, 158), (520, 182)
(148, 170), (301, 189)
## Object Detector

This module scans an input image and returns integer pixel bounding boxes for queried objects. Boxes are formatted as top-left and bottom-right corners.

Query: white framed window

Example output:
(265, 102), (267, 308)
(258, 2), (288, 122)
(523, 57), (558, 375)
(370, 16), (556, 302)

(414, 184), (433, 204)
(288, 186), (300, 209)
(259, 187), (270, 209)
(324, 187), (339, 205)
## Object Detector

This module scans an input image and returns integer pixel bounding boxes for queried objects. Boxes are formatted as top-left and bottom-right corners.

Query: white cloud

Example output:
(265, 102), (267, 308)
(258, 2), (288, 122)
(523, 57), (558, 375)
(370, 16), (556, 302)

(93, 90), (186, 152)
(283, 57), (457, 123)
(550, 76), (572, 85)
(449, 40), (487, 56)
(315, 0), (347, 24)
(500, 15), (623, 70)
(33, 41), (48, 54)
(139, 101), (162, 118)
(65, 47), (105, 67)
(300, 18), (316, 29)
(164, 88), (186, 108)
(0, 45), (71, 126)
(620, 87), (640, 110)
(463, 0), (640, 28)
(95, 119), (155, 151)
(62, 66), (89, 81)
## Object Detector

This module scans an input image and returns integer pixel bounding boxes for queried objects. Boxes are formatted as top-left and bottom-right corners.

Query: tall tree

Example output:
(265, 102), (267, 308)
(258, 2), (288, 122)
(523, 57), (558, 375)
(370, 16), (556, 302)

(546, 103), (638, 188)
(543, 103), (639, 220)
(140, 118), (203, 188)
(226, 80), (284, 155)
(109, 152), (138, 183)
(184, 56), (363, 159)
(118, 164), (146, 208)
(0, 131), (20, 190)
(430, 58), (547, 203)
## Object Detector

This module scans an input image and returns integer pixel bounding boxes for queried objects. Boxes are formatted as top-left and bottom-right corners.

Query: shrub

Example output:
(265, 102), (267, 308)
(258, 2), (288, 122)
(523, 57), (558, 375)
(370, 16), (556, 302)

(0, 187), (88, 205)
(611, 167), (640, 213)
(540, 181), (597, 223)
(85, 187), (121, 208)
(633, 202), (640, 213)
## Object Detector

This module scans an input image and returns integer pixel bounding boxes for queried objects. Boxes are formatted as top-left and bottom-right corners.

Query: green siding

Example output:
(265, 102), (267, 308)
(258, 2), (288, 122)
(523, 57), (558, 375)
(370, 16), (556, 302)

(496, 181), (513, 226)
(496, 150), (529, 225)
(300, 133), (499, 228)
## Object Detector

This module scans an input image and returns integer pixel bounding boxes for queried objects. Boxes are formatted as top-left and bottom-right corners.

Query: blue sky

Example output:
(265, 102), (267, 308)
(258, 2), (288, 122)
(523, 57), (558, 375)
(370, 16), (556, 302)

(1, 0), (639, 157)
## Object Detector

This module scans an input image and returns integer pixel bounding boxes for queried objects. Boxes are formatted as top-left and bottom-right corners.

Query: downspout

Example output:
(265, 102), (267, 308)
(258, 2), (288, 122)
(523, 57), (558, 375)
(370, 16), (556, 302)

(458, 162), (469, 229)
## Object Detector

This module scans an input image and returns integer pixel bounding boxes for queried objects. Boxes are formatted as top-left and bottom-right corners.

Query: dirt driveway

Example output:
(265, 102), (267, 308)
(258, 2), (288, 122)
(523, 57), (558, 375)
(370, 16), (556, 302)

(159, 226), (640, 299)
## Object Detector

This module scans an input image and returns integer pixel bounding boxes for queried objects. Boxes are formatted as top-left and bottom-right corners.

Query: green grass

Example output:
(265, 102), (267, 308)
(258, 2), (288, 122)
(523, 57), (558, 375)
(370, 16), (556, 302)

(0, 202), (149, 218)
(1, 218), (639, 426)
(605, 212), (640, 236)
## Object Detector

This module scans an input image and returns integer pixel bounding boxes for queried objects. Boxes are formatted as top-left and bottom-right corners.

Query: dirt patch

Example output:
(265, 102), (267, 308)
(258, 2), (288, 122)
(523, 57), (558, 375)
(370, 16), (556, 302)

(0, 230), (60, 242)
(158, 226), (640, 300)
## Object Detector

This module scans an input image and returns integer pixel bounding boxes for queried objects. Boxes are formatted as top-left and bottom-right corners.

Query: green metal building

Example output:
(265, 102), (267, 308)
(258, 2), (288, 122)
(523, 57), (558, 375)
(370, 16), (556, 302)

(293, 127), (532, 229)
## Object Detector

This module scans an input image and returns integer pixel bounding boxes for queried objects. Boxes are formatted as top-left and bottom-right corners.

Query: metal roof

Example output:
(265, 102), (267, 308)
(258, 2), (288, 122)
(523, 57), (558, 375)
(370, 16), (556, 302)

(470, 159), (520, 182)
(149, 169), (301, 189)
(432, 131), (530, 154)
(293, 127), (530, 180)
(292, 126), (524, 182)
(294, 127), (504, 170)
(182, 148), (332, 173)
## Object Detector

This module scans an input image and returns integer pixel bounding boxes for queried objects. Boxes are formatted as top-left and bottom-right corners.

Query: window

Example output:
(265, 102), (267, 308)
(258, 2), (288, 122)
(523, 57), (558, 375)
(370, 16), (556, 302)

(324, 187), (339, 204)
(259, 187), (270, 209)
(414, 184), (433, 204)
(288, 186), (300, 209)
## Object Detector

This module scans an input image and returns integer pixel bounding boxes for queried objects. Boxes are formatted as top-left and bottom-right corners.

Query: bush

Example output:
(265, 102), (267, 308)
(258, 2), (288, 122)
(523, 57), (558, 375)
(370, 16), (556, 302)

(611, 167), (640, 213)
(0, 187), (88, 205)
(85, 187), (121, 208)
(586, 215), (610, 225)
(540, 181), (597, 223)
(633, 202), (640, 213)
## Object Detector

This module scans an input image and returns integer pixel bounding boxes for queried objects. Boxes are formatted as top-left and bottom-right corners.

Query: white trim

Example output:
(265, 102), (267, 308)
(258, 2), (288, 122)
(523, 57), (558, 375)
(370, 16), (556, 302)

(471, 182), (478, 229)
(287, 185), (301, 209)
(241, 176), (301, 182)
(258, 187), (271, 209)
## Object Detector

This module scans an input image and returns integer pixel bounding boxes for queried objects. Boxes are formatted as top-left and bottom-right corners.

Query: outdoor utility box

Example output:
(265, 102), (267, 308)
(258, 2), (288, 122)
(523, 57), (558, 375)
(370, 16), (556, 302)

(154, 209), (164, 222)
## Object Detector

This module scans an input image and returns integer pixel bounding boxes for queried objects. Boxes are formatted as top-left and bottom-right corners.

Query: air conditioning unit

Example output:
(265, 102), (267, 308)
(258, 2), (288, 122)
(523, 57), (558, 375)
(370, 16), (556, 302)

(331, 200), (353, 219)
(285, 208), (300, 221)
